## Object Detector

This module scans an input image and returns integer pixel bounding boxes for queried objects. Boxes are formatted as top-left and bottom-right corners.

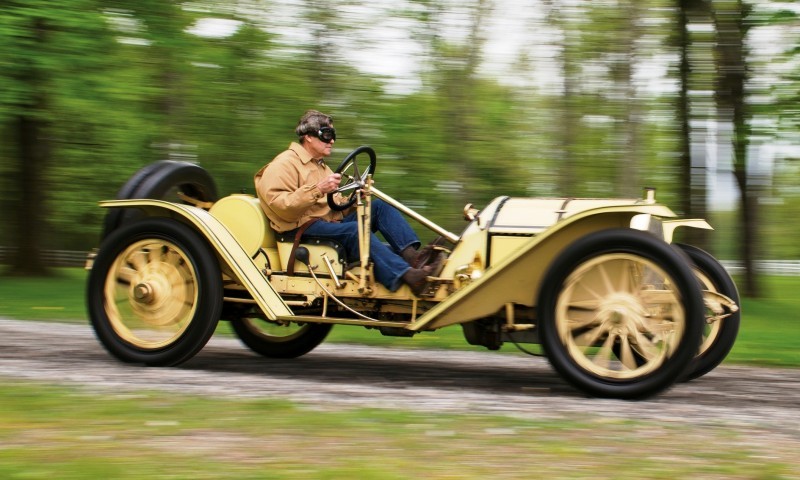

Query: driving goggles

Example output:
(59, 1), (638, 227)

(315, 126), (336, 143)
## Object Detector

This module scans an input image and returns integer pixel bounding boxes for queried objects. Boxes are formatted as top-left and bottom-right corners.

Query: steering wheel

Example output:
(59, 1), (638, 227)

(327, 146), (377, 211)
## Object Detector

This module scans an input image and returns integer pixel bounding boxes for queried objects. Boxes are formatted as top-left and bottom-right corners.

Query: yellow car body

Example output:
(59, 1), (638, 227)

(86, 156), (739, 399)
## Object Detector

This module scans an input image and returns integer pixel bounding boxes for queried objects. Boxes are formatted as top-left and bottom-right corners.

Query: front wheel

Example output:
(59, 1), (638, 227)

(230, 317), (332, 358)
(87, 217), (223, 366)
(538, 229), (704, 399)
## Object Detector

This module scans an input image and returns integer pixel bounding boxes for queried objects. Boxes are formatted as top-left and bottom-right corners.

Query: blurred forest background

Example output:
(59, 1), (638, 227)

(1, 0), (798, 297)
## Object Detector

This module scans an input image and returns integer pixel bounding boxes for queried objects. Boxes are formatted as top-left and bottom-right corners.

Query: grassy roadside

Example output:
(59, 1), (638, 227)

(1, 267), (798, 367)
(0, 380), (797, 479)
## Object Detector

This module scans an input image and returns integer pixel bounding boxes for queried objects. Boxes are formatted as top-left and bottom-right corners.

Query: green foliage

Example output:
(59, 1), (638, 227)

(0, 0), (120, 255)
(0, 1), (794, 262)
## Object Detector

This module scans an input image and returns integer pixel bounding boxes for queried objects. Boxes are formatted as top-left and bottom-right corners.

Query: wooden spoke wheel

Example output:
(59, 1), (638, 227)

(88, 218), (222, 366)
(538, 229), (704, 399)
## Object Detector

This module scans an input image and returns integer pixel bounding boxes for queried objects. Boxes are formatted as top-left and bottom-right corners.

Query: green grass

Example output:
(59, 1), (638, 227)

(1, 267), (799, 367)
(725, 275), (800, 367)
(0, 380), (797, 479)
(0, 268), (89, 321)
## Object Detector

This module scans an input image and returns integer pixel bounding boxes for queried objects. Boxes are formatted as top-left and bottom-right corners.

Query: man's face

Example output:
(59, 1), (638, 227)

(303, 127), (335, 159)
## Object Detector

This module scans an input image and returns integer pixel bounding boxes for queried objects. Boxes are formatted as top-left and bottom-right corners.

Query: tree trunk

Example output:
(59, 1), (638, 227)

(557, 16), (579, 194)
(617, 0), (642, 197)
(677, 0), (692, 216)
(9, 17), (50, 276)
(713, 0), (759, 296)
(677, 0), (710, 248)
(10, 114), (49, 275)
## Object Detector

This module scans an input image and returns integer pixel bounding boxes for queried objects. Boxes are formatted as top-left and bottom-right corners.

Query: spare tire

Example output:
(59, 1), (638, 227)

(101, 160), (218, 239)
(101, 161), (167, 238)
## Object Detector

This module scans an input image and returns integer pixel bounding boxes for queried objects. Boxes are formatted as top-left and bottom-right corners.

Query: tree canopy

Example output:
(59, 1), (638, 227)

(1, 0), (797, 294)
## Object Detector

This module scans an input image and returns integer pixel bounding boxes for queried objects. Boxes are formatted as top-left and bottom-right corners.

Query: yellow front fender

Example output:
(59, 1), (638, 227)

(99, 199), (294, 320)
(662, 219), (713, 243)
(409, 204), (677, 331)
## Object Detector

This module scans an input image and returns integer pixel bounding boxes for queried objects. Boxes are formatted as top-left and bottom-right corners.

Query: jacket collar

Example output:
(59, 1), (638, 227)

(288, 142), (320, 164)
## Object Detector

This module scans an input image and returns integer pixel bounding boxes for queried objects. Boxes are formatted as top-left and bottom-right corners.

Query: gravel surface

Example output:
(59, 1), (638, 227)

(2, 318), (799, 435)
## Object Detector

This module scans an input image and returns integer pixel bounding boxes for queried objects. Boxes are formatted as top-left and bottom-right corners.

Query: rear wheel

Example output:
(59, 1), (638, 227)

(230, 318), (332, 358)
(87, 217), (222, 366)
(676, 243), (740, 381)
(538, 229), (704, 399)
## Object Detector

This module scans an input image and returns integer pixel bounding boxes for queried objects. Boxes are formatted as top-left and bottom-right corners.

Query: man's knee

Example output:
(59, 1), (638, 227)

(371, 199), (390, 215)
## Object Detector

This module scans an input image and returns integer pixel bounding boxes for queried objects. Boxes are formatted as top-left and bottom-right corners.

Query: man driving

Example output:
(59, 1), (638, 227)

(254, 109), (436, 295)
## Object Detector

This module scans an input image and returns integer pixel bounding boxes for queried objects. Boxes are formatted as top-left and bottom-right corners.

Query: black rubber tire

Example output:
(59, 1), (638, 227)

(537, 229), (704, 399)
(676, 243), (741, 381)
(101, 161), (218, 239)
(87, 217), (223, 366)
(230, 318), (332, 358)
(101, 161), (166, 238)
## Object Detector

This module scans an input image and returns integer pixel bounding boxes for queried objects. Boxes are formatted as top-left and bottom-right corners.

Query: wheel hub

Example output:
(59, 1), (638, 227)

(126, 254), (192, 327)
(133, 283), (154, 303)
(596, 292), (648, 337)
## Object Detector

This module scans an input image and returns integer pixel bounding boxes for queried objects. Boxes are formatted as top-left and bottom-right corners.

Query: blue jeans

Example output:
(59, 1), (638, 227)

(298, 199), (420, 291)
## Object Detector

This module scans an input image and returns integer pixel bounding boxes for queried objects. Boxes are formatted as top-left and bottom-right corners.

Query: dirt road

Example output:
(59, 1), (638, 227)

(1, 318), (799, 435)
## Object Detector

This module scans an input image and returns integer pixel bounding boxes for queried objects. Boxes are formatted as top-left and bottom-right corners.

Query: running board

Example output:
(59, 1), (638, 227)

(275, 315), (411, 329)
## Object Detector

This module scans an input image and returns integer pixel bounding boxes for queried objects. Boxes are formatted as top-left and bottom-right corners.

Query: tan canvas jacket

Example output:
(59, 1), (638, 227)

(254, 142), (344, 232)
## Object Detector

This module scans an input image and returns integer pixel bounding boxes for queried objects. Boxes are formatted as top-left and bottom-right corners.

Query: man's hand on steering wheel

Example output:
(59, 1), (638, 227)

(317, 173), (342, 195)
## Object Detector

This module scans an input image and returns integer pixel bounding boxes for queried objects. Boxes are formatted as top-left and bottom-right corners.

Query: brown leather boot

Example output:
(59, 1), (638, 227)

(402, 266), (432, 296)
(400, 246), (418, 265)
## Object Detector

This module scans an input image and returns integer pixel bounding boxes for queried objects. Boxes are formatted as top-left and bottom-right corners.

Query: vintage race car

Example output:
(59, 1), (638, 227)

(86, 147), (740, 399)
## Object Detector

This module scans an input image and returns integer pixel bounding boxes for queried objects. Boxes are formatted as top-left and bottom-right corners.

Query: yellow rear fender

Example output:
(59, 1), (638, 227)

(99, 199), (294, 320)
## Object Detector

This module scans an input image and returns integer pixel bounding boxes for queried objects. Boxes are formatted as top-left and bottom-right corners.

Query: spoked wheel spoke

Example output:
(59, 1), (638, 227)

(592, 333), (617, 370)
(564, 307), (601, 331)
(335, 170), (366, 196)
(572, 324), (606, 348)
(618, 334), (639, 371)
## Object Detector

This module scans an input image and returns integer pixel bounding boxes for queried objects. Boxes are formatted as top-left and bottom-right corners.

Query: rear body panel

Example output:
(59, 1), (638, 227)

(99, 199), (294, 319)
